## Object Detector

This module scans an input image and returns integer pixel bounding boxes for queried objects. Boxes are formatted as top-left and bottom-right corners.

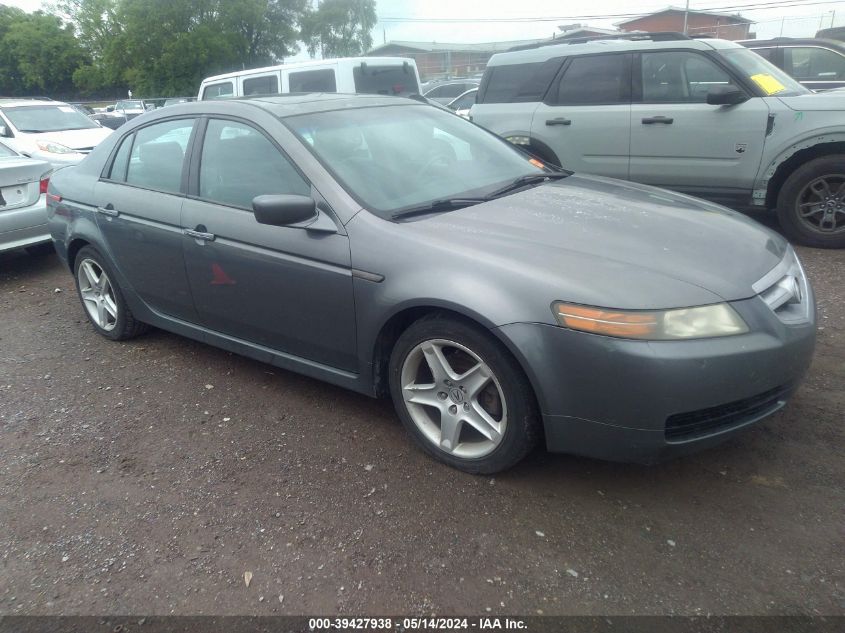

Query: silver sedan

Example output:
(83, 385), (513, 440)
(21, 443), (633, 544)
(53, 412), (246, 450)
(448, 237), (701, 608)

(0, 141), (52, 254)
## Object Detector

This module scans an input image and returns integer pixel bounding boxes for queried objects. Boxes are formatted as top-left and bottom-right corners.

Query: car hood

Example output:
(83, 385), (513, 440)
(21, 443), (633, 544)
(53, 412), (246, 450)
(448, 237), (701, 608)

(27, 127), (112, 150)
(776, 91), (845, 111)
(394, 174), (787, 310)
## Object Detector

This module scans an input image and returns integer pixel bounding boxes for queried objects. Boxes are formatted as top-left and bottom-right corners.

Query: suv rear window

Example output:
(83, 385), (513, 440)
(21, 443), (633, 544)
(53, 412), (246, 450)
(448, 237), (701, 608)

(353, 64), (419, 95)
(553, 54), (630, 105)
(478, 58), (563, 104)
(289, 69), (337, 92)
(202, 82), (234, 100)
(243, 74), (279, 96)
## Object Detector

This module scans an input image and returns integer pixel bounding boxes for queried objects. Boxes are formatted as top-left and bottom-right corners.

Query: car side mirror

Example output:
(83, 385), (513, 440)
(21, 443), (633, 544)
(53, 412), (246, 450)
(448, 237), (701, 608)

(707, 85), (748, 106)
(106, 106), (114, 112)
(252, 194), (317, 227)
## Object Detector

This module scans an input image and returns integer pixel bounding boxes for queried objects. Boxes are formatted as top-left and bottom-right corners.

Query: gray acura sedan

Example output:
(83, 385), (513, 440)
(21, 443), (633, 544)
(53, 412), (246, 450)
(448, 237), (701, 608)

(47, 94), (816, 474)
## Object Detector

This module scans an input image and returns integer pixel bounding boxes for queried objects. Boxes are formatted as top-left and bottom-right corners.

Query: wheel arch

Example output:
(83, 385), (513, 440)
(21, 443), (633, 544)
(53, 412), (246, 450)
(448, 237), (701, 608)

(761, 138), (845, 209)
(67, 237), (92, 271)
(369, 303), (542, 417)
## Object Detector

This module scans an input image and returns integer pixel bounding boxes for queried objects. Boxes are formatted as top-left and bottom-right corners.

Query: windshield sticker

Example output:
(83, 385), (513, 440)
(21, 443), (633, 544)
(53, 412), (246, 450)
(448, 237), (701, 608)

(528, 158), (545, 169)
(750, 73), (787, 96)
(58, 106), (75, 113)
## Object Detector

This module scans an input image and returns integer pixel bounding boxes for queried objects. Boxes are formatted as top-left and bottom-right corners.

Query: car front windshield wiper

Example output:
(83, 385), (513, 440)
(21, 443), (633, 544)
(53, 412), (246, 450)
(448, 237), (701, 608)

(486, 172), (570, 200)
(391, 197), (488, 220)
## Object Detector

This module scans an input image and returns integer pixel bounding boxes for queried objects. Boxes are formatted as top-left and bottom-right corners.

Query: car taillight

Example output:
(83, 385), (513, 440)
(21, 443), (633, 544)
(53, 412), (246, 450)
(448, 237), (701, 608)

(40, 177), (49, 194)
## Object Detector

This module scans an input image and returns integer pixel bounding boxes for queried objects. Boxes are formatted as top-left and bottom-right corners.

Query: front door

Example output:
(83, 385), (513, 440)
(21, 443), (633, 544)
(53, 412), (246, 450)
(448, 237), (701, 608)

(180, 118), (357, 371)
(529, 53), (632, 179)
(629, 50), (770, 198)
(94, 117), (199, 322)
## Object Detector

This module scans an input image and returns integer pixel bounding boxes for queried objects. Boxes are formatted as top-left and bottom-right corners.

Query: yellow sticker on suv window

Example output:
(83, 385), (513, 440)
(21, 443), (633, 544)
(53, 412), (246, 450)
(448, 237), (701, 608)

(750, 73), (787, 95)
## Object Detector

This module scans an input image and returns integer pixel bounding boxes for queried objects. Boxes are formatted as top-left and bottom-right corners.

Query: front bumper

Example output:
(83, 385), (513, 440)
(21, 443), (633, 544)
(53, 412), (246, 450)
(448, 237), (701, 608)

(0, 194), (50, 253)
(496, 294), (816, 463)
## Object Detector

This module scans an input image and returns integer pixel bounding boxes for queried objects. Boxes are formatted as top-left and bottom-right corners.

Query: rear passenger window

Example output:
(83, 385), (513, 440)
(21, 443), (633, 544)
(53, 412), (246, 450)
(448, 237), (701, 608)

(125, 119), (195, 193)
(478, 59), (562, 104)
(288, 69), (337, 92)
(202, 82), (233, 100)
(243, 75), (279, 96)
(554, 54), (630, 105)
(199, 119), (310, 209)
(108, 133), (133, 182)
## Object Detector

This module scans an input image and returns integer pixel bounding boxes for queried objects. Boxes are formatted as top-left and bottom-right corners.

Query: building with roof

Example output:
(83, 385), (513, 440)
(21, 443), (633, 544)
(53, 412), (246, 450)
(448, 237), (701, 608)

(556, 24), (620, 39)
(616, 6), (753, 40)
(365, 39), (552, 80)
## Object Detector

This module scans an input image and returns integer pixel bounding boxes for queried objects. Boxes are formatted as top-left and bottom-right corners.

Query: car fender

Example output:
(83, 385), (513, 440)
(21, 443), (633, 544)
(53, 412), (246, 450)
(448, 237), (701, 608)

(753, 127), (845, 206)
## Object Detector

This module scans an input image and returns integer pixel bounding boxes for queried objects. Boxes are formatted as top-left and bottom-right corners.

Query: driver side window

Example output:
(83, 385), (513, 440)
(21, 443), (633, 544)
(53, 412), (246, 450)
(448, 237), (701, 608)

(199, 119), (310, 210)
(642, 51), (732, 103)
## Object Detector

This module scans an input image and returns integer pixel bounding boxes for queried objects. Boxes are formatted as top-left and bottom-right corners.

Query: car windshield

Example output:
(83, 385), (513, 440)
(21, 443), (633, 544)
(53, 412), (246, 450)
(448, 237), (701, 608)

(116, 100), (144, 110)
(286, 104), (548, 217)
(3, 104), (99, 132)
(719, 48), (809, 96)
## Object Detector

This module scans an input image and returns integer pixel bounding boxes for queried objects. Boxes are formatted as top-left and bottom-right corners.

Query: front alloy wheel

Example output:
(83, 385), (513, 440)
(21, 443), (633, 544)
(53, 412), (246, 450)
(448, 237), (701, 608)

(389, 315), (539, 474)
(777, 155), (845, 248)
(401, 339), (507, 459)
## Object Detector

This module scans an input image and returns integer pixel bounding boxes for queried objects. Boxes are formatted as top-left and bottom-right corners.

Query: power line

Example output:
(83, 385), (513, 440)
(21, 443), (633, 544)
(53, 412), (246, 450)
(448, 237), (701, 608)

(378, 0), (842, 23)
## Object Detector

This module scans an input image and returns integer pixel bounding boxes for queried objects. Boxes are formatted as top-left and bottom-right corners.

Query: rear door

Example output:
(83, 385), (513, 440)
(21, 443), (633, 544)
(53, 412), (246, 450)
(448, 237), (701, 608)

(530, 53), (632, 178)
(93, 117), (199, 321)
(180, 117), (357, 371)
(629, 50), (770, 198)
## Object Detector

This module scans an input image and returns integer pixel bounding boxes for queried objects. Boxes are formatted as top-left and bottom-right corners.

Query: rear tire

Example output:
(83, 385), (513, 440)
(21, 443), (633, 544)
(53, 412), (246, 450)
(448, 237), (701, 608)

(776, 155), (845, 248)
(73, 245), (149, 340)
(388, 314), (540, 474)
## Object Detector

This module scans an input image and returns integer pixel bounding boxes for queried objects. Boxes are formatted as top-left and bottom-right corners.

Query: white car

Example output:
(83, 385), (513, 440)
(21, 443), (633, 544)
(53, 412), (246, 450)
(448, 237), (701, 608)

(0, 99), (113, 167)
(0, 140), (52, 254)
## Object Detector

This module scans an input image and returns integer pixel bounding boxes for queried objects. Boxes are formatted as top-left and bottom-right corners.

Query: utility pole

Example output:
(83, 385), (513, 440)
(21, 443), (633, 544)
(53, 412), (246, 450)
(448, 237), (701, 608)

(683, 0), (690, 34)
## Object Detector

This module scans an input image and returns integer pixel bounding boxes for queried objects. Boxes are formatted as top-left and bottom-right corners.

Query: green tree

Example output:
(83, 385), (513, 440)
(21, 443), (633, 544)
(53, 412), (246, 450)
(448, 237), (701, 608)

(60, 0), (311, 97)
(302, 0), (377, 59)
(0, 9), (88, 97)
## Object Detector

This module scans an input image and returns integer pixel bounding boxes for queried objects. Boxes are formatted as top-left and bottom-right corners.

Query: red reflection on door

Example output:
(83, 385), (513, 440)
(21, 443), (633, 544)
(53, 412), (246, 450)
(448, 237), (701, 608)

(211, 263), (236, 285)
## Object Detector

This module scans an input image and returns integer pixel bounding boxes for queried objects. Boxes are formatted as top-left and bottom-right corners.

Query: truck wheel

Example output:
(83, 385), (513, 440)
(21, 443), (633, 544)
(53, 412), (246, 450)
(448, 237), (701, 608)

(777, 155), (845, 248)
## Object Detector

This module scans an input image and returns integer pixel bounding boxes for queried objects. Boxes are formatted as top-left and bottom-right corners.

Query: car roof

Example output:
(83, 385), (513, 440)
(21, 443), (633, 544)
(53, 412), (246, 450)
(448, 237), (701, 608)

(0, 98), (70, 108)
(165, 93), (421, 118)
(487, 37), (743, 67)
(201, 57), (414, 84)
(740, 37), (845, 51)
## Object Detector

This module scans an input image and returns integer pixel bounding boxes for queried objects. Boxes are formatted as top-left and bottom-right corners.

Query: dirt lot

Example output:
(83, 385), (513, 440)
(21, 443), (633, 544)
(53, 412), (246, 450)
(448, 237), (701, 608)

(0, 244), (842, 616)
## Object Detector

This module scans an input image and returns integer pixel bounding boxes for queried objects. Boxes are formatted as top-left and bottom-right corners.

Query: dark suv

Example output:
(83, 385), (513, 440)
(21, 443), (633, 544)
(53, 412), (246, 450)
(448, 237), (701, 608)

(741, 38), (845, 91)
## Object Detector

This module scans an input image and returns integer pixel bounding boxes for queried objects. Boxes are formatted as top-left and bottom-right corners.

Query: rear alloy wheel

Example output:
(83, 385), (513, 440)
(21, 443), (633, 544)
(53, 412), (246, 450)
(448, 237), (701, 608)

(73, 245), (148, 340)
(777, 155), (845, 248)
(389, 315), (539, 474)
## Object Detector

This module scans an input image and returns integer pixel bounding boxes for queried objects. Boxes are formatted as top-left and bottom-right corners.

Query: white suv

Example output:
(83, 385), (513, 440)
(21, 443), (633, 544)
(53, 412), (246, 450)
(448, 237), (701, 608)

(471, 34), (845, 248)
(0, 99), (113, 168)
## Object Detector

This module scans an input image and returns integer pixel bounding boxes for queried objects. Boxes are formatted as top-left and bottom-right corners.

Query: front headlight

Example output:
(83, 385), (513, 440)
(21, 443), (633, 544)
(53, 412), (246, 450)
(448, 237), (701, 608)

(35, 140), (77, 155)
(552, 302), (748, 340)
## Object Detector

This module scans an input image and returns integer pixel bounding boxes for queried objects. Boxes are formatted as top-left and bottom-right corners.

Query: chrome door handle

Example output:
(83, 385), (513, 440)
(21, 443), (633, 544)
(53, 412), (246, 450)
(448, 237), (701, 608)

(96, 204), (119, 217)
(184, 228), (215, 241)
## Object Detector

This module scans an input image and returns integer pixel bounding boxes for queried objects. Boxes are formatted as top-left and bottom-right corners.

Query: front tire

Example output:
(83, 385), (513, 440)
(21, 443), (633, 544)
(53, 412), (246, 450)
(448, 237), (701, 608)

(388, 314), (540, 474)
(73, 245), (148, 340)
(777, 155), (845, 248)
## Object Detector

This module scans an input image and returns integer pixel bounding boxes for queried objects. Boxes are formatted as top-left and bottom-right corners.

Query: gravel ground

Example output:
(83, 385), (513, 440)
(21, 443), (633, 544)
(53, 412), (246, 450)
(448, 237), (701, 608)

(0, 245), (842, 616)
